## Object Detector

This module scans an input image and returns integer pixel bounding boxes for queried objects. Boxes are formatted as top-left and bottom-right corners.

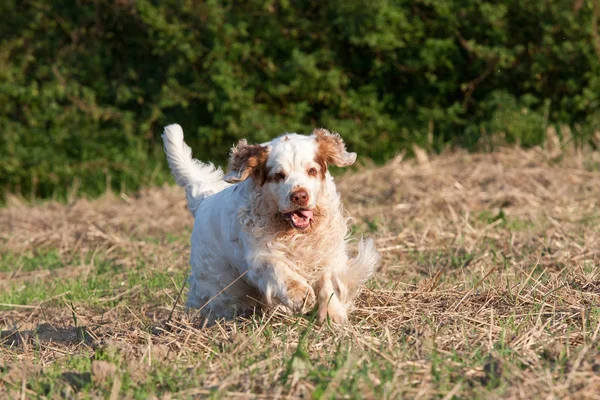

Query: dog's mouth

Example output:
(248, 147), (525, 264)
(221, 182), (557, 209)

(282, 209), (314, 230)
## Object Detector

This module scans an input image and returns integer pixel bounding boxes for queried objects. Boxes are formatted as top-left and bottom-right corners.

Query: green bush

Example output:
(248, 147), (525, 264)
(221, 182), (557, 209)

(1, 0), (599, 199)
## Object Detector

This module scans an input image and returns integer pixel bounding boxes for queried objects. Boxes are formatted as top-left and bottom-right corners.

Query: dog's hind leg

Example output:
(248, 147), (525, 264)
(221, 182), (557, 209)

(187, 245), (258, 321)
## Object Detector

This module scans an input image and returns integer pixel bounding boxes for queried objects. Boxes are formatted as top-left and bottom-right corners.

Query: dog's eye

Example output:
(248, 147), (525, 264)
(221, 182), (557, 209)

(274, 172), (286, 182)
(308, 167), (318, 177)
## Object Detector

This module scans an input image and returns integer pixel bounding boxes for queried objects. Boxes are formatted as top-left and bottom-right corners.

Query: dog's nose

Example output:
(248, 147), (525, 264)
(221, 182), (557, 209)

(290, 190), (309, 206)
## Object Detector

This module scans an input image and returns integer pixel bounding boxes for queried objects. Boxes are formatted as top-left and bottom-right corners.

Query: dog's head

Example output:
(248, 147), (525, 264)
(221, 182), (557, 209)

(224, 128), (356, 230)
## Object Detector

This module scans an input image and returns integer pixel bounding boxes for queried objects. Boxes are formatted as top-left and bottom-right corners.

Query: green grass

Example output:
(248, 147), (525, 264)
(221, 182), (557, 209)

(0, 250), (187, 310)
(0, 249), (64, 273)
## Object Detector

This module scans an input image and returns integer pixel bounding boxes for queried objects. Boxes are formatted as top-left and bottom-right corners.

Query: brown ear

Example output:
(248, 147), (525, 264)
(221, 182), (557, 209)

(313, 128), (357, 168)
(223, 139), (270, 184)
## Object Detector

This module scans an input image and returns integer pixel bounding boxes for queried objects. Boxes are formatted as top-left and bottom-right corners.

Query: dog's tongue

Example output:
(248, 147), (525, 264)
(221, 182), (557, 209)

(290, 209), (313, 229)
(297, 210), (313, 219)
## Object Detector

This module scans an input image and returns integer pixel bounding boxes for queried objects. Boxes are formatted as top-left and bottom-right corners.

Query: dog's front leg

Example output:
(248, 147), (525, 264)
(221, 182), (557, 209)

(245, 259), (315, 313)
(316, 272), (349, 325)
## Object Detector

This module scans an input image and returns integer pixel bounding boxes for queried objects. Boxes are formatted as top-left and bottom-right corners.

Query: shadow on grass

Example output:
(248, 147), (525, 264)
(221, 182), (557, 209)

(1, 323), (92, 347)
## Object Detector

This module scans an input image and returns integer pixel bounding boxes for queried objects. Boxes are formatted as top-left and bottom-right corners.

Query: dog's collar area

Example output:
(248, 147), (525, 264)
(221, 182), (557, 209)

(282, 209), (314, 230)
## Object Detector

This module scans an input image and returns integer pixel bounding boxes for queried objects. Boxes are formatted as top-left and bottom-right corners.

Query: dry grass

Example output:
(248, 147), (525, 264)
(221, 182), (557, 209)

(1, 146), (599, 399)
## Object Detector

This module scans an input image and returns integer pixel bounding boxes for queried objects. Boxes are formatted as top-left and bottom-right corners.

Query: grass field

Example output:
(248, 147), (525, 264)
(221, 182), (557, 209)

(1, 145), (600, 399)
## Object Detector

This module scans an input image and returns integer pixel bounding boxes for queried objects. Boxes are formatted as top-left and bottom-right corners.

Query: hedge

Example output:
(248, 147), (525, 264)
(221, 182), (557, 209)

(1, 0), (599, 199)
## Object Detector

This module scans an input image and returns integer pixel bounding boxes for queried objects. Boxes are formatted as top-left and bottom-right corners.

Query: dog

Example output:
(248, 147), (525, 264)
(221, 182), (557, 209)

(162, 124), (378, 324)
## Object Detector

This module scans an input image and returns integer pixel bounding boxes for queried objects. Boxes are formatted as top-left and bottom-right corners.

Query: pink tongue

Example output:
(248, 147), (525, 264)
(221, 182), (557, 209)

(297, 210), (313, 219)
(289, 209), (313, 228)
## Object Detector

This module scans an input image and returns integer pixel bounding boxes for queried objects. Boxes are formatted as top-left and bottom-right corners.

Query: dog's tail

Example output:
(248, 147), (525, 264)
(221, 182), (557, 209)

(162, 124), (229, 216)
(338, 238), (379, 306)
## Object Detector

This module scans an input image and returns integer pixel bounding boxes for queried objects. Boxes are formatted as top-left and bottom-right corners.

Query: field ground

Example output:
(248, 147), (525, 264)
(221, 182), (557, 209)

(1, 146), (600, 399)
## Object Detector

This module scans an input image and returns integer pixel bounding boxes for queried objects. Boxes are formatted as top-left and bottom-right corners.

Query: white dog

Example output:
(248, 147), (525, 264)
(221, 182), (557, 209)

(162, 124), (378, 324)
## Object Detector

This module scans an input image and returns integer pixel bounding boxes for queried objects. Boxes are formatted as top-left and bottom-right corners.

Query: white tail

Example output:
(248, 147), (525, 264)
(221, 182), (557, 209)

(162, 124), (229, 216)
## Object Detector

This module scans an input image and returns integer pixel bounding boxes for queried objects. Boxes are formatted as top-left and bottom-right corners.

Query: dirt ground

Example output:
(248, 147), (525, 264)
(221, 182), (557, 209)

(1, 144), (599, 399)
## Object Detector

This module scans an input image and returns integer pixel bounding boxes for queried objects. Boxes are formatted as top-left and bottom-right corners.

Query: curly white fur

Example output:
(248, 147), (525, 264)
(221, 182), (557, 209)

(162, 124), (379, 324)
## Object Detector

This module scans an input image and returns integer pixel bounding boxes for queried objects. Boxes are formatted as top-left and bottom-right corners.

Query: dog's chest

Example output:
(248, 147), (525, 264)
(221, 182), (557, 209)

(271, 230), (336, 280)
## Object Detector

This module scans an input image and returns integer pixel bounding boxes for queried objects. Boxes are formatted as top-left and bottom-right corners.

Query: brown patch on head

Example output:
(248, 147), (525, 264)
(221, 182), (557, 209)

(224, 139), (270, 184)
(313, 128), (357, 178)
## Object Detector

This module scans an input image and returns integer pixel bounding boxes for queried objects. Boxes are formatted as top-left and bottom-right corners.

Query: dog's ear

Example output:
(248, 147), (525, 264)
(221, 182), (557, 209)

(224, 139), (270, 184)
(313, 128), (356, 168)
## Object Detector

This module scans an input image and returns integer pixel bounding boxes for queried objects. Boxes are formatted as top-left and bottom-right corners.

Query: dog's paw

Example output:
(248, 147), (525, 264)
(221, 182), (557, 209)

(317, 303), (348, 325)
(280, 279), (316, 313)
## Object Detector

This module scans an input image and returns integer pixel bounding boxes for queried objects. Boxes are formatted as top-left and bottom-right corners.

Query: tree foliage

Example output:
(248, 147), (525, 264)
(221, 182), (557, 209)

(1, 0), (599, 198)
